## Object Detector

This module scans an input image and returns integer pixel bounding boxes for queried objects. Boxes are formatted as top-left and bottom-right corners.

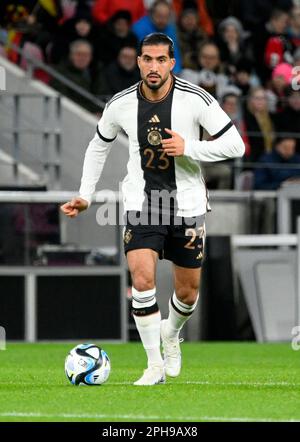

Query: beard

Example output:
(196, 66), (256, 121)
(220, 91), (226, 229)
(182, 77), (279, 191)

(143, 73), (169, 90)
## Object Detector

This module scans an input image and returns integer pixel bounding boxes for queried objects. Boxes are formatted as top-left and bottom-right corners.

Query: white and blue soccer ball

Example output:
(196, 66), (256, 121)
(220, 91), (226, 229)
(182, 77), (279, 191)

(65, 343), (111, 386)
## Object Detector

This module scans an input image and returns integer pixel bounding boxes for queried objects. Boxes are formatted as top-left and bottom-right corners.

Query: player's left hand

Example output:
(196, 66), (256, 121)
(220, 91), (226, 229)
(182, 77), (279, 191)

(161, 128), (185, 156)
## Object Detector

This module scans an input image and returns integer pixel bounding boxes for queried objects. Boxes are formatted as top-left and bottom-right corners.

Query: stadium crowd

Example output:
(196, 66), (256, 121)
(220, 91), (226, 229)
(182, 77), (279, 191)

(1, 0), (300, 190)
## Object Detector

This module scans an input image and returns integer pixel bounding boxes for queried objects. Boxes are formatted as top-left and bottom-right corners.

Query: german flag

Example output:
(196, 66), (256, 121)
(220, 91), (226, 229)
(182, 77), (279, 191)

(6, 29), (23, 63)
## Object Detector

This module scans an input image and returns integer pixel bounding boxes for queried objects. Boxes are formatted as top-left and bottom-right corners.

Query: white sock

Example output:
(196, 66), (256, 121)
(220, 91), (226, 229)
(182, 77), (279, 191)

(165, 291), (199, 339)
(132, 287), (163, 368)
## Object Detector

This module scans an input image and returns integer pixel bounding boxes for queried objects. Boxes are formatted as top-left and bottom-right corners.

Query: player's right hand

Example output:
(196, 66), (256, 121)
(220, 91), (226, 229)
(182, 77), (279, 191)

(60, 197), (89, 218)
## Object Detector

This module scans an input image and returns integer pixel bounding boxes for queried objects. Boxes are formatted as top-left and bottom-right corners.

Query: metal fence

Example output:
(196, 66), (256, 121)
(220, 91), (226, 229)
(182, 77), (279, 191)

(0, 93), (62, 187)
(0, 190), (127, 342)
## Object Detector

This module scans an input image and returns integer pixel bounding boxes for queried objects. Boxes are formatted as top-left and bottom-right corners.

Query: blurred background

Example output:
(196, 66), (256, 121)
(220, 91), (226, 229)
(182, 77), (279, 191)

(0, 0), (300, 345)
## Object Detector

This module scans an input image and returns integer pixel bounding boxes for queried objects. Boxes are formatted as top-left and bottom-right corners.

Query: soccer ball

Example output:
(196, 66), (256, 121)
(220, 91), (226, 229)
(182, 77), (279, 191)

(65, 343), (111, 386)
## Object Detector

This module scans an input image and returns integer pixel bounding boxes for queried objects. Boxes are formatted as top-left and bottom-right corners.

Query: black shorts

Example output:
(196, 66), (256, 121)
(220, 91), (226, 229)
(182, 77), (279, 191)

(123, 211), (206, 268)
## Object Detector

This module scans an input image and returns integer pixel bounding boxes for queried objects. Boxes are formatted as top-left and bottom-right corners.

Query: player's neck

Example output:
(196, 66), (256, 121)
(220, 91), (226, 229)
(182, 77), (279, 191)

(141, 76), (173, 102)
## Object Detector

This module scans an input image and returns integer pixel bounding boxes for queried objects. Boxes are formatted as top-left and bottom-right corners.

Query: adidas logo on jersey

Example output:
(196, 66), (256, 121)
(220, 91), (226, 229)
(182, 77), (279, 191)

(149, 114), (160, 123)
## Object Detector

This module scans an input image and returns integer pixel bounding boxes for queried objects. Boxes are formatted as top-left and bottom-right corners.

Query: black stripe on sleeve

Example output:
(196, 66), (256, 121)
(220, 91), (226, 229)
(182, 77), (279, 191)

(211, 121), (233, 139)
(96, 126), (117, 143)
(175, 78), (213, 104)
(110, 84), (137, 101)
(174, 86), (211, 106)
(107, 86), (138, 107)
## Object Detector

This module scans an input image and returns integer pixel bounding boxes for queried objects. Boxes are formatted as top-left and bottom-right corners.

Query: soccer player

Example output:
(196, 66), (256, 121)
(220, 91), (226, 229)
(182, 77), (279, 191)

(61, 33), (245, 385)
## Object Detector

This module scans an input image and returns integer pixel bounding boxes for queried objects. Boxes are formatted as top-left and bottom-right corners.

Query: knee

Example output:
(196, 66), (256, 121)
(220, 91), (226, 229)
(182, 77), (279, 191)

(175, 283), (199, 305)
(132, 272), (155, 292)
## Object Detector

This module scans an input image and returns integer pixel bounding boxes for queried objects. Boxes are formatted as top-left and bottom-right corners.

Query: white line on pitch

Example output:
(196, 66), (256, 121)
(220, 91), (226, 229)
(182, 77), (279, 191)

(0, 412), (299, 422)
(0, 381), (300, 388)
(0, 380), (297, 388)
(107, 380), (299, 387)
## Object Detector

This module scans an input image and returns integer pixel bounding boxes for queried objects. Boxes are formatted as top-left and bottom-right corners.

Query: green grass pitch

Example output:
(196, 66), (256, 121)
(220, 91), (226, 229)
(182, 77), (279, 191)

(0, 342), (299, 422)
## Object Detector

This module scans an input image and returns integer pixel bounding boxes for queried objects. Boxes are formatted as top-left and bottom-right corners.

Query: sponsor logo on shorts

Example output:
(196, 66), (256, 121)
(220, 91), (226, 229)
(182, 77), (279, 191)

(196, 251), (203, 260)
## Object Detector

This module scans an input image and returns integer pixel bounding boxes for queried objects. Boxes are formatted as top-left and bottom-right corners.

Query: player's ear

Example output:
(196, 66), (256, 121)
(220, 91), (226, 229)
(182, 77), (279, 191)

(137, 56), (141, 68)
(170, 58), (176, 71)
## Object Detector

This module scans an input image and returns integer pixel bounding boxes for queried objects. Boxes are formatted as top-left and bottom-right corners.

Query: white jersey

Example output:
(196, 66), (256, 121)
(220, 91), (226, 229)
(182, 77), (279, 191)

(79, 76), (245, 217)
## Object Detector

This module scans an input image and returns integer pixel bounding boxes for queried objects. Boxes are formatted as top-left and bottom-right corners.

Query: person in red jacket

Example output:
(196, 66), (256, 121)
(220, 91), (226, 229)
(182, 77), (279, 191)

(92, 0), (145, 25)
(252, 8), (290, 82)
(263, 9), (293, 75)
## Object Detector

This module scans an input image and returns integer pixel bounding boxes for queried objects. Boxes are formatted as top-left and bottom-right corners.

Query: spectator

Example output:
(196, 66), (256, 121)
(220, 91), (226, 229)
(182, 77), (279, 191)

(239, 0), (293, 32)
(177, 8), (206, 69)
(287, 5), (300, 50)
(92, 0), (145, 25)
(50, 10), (95, 64)
(0, 0), (62, 64)
(254, 137), (300, 189)
(103, 46), (140, 97)
(93, 10), (138, 65)
(252, 9), (291, 82)
(217, 16), (253, 75)
(244, 86), (275, 163)
(273, 87), (300, 152)
(0, 1), (32, 28)
(201, 91), (247, 189)
(145, 0), (214, 28)
(180, 41), (228, 98)
(264, 13), (294, 70)
(19, 40), (50, 82)
(266, 62), (293, 113)
(230, 58), (261, 98)
(132, 0), (182, 73)
(222, 91), (250, 156)
(50, 40), (108, 112)
(21, 0), (63, 58)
